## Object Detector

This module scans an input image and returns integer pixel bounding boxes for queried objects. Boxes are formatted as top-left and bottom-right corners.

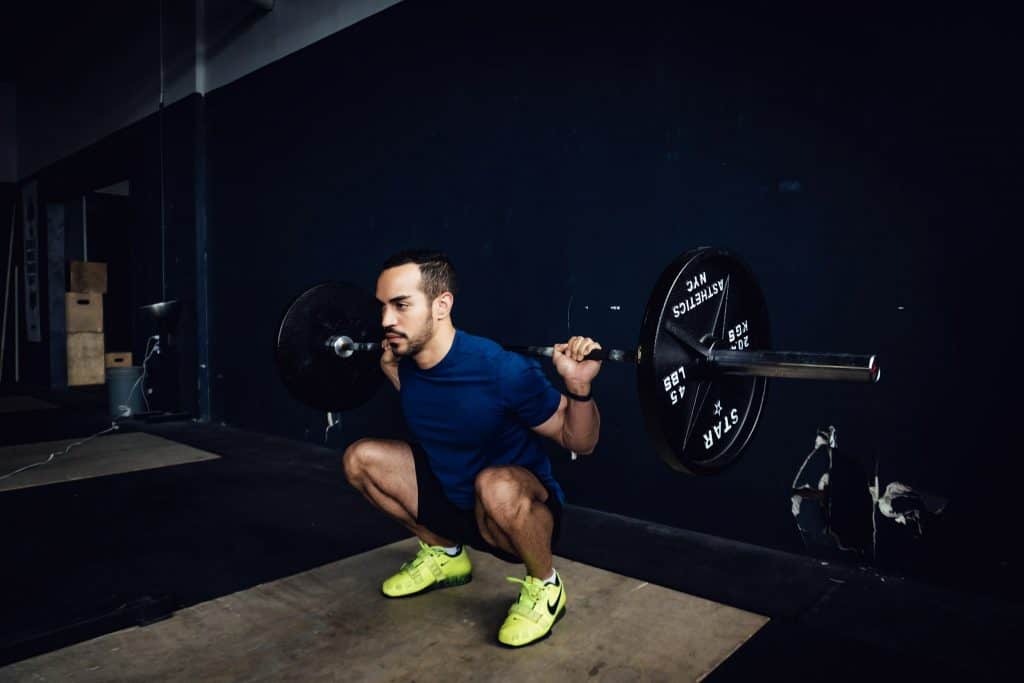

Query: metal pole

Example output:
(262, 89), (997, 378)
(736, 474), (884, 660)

(159, 0), (167, 300)
(324, 334), (877, 382)
(709, 348), (879, 383)
(1, 207), (14, 382)
(321, 310), (880, 384)
(663, 318), (879, 383)
(503, 344), (635, 364)
(82, 195), (88, 261)
(14, 265), (19, 383)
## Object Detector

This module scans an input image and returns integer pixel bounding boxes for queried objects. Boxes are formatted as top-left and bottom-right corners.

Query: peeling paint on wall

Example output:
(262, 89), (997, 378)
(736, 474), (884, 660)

(790, 426), (872, 558)
(791, 425), (950, 569)
(871, 480), (948, 537)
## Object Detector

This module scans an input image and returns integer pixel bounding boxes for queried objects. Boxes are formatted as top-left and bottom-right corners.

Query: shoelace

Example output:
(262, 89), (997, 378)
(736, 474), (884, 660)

(397, 540), (440, 576)
(506, 576), (545, 620)
(408, 540), (438, 565)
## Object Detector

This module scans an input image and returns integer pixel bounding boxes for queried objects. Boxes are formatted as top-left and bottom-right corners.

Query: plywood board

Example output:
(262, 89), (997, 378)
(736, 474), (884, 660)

(2, 539), (769, 681)
(65, 292), (103, 333)
(0, 432), (220, 493)
(67, 332), (104, 386)
(104, 352), (133, 368)
(69, 260), (108, 294)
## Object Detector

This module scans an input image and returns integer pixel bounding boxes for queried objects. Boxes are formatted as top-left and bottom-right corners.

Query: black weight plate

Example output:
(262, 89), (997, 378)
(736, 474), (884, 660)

(275, 282), (384, 411)
(637, 248), (770, 474)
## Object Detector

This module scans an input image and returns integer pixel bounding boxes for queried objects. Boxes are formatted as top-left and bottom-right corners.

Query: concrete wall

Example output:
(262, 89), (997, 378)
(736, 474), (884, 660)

(16, 0), (402, 180)
(0, 83), (15, 182)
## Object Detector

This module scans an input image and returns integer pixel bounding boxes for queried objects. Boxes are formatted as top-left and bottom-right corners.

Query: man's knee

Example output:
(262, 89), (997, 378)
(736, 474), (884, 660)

(342, 438), (377, 486)
(475, 467), (531, 521)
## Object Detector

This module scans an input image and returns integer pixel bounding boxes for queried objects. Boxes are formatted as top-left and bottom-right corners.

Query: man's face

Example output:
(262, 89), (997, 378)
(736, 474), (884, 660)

(376, 263), (435, 357)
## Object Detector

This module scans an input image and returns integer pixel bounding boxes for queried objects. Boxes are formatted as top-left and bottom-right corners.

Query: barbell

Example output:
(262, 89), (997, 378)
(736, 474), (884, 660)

(274, 247), (880, 475)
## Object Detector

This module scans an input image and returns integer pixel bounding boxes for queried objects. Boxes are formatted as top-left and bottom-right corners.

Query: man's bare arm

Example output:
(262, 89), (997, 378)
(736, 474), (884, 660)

(532, 393), (600, 455)
(531, 336), (603, 454)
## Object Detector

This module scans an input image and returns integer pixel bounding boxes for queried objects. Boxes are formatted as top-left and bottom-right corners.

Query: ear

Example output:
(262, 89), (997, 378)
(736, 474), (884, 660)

(434, 292), (454, 320)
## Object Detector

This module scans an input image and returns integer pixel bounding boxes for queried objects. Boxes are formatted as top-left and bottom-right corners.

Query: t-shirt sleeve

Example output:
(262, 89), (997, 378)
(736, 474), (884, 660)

(499, 351), (563, 427)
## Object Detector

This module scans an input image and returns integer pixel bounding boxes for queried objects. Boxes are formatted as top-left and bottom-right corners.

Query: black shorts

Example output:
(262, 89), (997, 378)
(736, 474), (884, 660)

(410, 443), (563, 564)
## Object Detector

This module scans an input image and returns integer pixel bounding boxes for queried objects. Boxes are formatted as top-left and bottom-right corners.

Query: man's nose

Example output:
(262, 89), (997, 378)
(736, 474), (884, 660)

(382, 307), (397, 328)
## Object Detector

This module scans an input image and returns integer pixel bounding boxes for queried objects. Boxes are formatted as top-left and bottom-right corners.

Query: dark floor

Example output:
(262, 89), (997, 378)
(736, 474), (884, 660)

(0, 384), (1019, 679)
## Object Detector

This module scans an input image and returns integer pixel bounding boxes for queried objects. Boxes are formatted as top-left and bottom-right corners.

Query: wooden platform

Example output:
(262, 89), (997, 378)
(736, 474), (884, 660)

(0, 432), (220, 493)
(2, 538), (768, 681)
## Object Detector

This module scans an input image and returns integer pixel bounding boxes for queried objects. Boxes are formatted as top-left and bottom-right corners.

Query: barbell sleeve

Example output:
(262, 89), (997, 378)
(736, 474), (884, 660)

(709, 349), (880, 383)
(663, 319), (879, 382)
(326, 335), (378, 358)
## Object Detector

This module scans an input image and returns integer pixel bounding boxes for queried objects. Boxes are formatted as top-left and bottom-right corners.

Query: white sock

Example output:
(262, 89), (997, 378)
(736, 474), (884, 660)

(443, 544), (461, 556)
(542, 568), (557, 584)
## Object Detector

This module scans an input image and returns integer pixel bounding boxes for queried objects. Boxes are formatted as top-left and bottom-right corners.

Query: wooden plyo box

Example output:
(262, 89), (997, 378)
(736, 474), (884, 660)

(105, 352), (133, 368)
(68, 332), (105, 386)
(70, 261), (108, 294)
(66, 292), (104, 333)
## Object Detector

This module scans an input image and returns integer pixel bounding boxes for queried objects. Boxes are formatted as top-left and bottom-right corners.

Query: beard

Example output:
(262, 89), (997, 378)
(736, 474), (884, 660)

(387, 314), (434, 358)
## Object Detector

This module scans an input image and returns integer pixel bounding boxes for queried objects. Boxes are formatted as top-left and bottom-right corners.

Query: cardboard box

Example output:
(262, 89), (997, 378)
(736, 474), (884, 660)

(70, 261), (108, 294)
(105, 352), (133, 368)
(68, 332), (105, 386)
(66, 292), (104, 333)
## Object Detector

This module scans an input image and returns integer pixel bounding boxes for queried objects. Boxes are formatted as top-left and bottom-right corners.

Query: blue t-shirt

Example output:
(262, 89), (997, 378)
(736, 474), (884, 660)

(398, 330), (565, 510)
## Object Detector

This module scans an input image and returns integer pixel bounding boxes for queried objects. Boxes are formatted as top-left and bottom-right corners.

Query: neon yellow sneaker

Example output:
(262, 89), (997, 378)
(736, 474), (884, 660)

(497, 571), (567, 647)
(381, 540), (472, 598)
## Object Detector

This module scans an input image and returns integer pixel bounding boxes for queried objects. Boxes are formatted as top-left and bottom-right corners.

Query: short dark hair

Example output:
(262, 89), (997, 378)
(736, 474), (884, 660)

(382, 249), (458, 301)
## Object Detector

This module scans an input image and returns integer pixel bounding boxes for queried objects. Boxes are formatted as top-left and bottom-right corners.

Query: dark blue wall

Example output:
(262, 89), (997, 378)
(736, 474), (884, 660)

(205, 2), (1018, 589)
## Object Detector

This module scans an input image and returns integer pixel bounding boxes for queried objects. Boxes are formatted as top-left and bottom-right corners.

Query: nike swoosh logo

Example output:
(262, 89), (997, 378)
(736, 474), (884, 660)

(547, 584), (563, 615)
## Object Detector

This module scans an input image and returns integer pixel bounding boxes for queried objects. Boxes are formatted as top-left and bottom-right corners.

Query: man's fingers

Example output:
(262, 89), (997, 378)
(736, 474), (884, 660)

(573, 336), (587, 357)
(554, 337), (603, 362)
(566, 336), (600, 361)
(576, 339), (588, 361)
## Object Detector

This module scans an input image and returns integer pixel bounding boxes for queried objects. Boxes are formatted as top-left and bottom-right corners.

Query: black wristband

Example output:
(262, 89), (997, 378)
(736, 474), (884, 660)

(564, 388), (593, 402)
